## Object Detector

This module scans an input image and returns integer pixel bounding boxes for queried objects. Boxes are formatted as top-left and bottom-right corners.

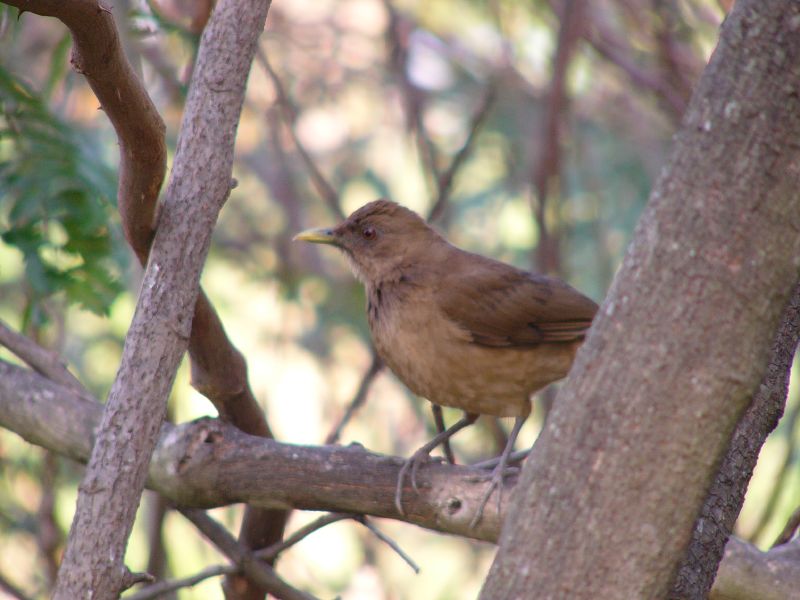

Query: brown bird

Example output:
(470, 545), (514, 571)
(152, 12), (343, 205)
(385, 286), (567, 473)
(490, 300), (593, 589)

(295, 199), (598, 525)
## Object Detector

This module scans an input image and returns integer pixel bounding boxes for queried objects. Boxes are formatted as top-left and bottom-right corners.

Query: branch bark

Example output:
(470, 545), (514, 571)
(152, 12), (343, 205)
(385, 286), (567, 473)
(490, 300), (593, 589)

(0, 359), (507, 542)
(0, 0), (167, 262)
(3, 0), (288, 596)
(2, 358), (798, 597)
(0, 0), (272, 597)
(672, 282), (800, 597)
(481, 0), (800, 597)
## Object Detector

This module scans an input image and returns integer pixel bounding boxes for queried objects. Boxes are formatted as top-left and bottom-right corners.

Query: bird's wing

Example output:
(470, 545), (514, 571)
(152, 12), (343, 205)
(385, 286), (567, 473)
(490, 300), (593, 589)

(437, 254), (598, 348)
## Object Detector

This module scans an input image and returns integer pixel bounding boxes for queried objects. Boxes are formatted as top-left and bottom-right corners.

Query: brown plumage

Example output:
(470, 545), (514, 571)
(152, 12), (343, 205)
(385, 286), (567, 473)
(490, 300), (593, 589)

(295, 199), (598, 524)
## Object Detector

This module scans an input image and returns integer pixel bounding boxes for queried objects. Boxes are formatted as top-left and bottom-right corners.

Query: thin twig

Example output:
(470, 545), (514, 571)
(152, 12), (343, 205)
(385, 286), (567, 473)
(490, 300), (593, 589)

(583, 4), (687, 121)
(0, 319), (87, 396)
(771, 505), (800, 548)
(0, 570), (33, 600)
(255, 512), (356, 562)
(651, 0), (695, 114)
(137, 512), (415, 597)
(125, 565), (235, 600)
(256, 48), (345, 220)
(383, 0), (441, 195)
(427, 85), (496, 222)
(356, 516), (420, 574)
(472, 449), (530, 470)
(36, 451), (61, 587)
(325, 353), (384, 444)
(179, 509), (319, 600)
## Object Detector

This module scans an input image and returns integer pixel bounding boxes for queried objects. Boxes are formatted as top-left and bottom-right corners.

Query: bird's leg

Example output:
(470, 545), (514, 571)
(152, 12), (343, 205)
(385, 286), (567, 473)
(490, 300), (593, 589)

(432, 404), (456, 464)
(395, 412), (479, 515)
(469, 416), (526, 529)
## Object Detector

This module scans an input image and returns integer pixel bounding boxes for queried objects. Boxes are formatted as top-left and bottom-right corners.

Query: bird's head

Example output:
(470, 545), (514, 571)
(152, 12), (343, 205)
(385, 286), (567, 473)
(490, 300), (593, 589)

(294, 199), (441, 284)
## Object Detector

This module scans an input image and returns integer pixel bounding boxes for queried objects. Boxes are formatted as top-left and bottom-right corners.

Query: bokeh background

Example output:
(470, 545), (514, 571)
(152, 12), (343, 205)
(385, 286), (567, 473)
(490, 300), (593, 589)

(1, 0), (797, 598)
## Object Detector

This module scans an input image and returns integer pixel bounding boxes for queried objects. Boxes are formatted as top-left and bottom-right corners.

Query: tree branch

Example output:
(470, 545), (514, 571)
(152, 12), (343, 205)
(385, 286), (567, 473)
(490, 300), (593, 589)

(0, 318), (88, 397)
(1, 357), (798, 596)
(0, 359), (507, 542)
(256, 49), (345, 221)
(179, 509), (318, 600)
(1, 0), (167, 263)
(127, 565), (235, 600)
(427, 86), (496, 223)
(584, 5), (688, 122)
(671, 281), (800, 597)
(383, 0), (441, 199)
(709, 537), (800, 600)
(481, 0), (800, 596)
(123, 513), (355, 600)
(3, 0), (290, 596)
(0, 0), (274, 597)
(325, 353), (384, 445)
(772, 505), (800, 548)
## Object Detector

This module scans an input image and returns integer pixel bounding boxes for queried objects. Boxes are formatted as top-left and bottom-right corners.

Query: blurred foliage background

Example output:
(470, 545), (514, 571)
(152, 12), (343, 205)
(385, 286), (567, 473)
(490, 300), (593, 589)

(0, 0), (798, 598)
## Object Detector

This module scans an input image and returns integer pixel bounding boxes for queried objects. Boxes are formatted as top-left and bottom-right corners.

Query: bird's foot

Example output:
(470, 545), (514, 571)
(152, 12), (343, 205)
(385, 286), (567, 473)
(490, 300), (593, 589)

(395, 413), (479, 516)
(469, 461), (517, 529)
(469, 416), (526, 528)
(394, 446), (433, 515)
(472, 449), (530, 470)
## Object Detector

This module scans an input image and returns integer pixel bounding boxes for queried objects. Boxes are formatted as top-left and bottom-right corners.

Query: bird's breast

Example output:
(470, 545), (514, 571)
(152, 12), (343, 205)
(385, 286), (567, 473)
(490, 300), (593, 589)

(366, 285), (574, 417)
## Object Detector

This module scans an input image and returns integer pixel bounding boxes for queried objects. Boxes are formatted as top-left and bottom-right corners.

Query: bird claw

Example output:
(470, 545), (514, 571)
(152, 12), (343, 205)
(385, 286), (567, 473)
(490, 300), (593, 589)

(394, 448), (432, 515)
(467, 465), (520, 483)
(469, 464), (509, 529)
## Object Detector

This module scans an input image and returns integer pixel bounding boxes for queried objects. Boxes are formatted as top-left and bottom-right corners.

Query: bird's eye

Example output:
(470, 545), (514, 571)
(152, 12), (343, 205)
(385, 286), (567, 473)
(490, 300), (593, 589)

(362, 227), (377, 240)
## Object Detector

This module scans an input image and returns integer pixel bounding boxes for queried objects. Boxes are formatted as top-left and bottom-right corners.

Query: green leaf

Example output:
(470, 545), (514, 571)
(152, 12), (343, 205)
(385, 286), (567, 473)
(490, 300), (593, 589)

(0, 65), (129, 317)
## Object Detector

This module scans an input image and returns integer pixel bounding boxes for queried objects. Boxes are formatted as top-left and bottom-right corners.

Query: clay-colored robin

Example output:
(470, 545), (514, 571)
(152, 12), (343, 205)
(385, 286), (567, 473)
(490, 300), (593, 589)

(295, 199), (597, 524)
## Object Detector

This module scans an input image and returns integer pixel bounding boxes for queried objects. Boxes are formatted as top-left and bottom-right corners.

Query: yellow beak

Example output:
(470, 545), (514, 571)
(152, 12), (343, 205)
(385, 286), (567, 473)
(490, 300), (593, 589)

(293, 227), (338, 245)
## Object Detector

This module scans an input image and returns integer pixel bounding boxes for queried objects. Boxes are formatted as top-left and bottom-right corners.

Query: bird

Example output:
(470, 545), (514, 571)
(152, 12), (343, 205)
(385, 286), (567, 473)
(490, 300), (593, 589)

(294, 199), (598, 525)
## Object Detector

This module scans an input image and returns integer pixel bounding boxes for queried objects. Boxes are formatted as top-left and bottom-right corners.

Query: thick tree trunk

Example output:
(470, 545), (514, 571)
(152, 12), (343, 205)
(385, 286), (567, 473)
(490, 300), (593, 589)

(481, 1), (800, 598)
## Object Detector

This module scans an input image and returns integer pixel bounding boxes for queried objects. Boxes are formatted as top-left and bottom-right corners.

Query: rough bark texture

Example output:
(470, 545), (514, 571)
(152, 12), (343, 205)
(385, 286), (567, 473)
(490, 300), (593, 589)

(1, 0), (167, 262)
(0, 359), (507, 542)
(672, 283), (800, 597)
(2, 357), (798, 597)
(4, 0), (286, 597)
(22, 0), (273, 597)
(481, 1), (800, 598)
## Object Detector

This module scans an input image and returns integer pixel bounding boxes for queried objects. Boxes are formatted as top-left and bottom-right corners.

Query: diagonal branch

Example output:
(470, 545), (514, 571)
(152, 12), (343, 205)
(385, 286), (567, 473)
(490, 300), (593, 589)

(2, 1), (289, 596)
(126, 565), (235, 600)
(1, 1), (276, 597)
(383, 0), (441, 197)
(427, 86), (496, 223)
(256, 49), (345, 221)
(3, 0), (167, 263)
(671, 281), (800, 597)
(179, 509), (318, 600)
(325, 353), (384, 445)
(584, 6), (688, 122)
(0, 319), (87, 397)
